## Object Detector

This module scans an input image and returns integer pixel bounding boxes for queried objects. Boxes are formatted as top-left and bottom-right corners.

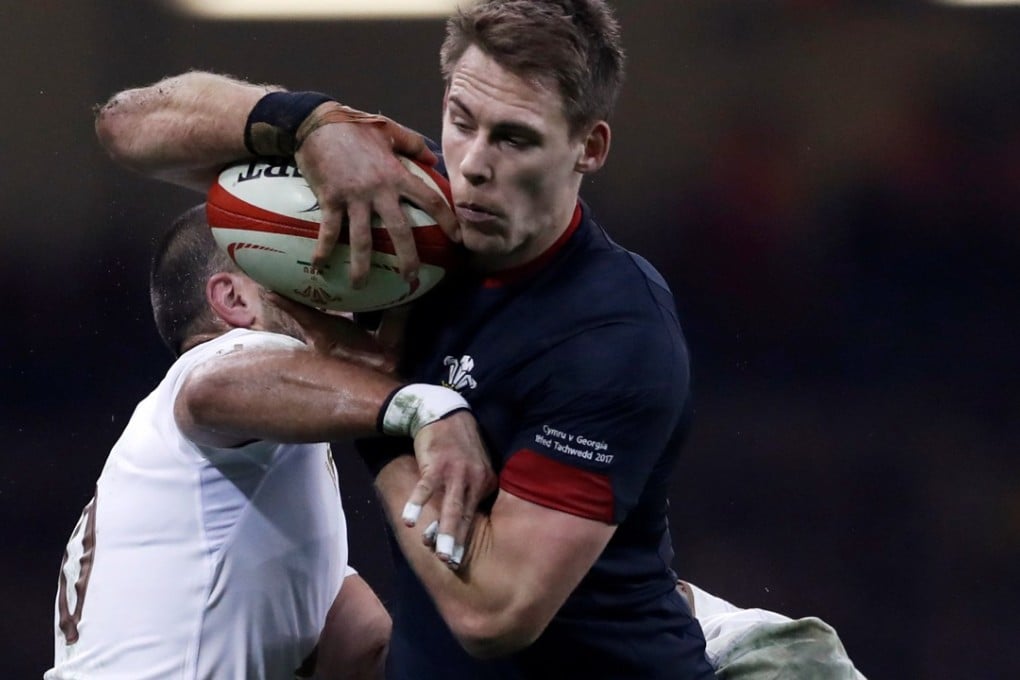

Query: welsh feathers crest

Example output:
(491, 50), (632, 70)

(442, 355), (477, 392)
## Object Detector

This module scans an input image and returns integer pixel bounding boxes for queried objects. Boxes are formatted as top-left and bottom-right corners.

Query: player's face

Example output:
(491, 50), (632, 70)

(442, 46), (588, 272)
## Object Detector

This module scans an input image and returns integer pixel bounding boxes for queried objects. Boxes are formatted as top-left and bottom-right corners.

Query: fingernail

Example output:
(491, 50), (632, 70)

(423, 520), (439, 545)
(402, 502), (422, 526)
(436, 533), (454, 558)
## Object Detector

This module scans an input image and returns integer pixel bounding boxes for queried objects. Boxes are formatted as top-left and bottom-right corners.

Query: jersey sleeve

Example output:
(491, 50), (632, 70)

(499, 319), (690, 525)
(165, 329), (307, 456)
(169, 329), (306, 397)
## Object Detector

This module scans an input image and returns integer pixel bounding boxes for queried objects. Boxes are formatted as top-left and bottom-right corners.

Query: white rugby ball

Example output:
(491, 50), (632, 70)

(206, 156), (459, 312)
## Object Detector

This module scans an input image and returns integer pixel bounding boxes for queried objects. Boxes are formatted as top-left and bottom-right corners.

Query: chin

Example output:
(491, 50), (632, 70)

(461, 228), (507, 256)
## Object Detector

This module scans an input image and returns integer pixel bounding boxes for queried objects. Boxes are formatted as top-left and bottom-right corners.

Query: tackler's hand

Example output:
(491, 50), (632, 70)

(403, 410), (496, 570)
(293, 103), (460, 289)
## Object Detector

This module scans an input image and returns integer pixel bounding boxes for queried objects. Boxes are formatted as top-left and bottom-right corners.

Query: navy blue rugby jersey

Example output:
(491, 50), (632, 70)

(370, 201), (715, 680)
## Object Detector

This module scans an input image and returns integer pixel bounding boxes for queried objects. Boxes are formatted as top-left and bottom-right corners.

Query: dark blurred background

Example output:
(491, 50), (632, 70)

(3, 1), (1018, 677)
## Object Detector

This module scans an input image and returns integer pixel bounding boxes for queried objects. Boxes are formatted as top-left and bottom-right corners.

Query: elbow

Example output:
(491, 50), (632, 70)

(94, 92), (131, 163)
(94, 93), (141, 171)
(94, 89), (148, 172)
(94, 79), (182, 174)
(449, 604), (546, 660)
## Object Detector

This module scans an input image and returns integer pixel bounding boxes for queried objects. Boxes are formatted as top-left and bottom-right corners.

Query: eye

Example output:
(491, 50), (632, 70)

(448, 114), (473, 133)
(501, 134), (534, 150)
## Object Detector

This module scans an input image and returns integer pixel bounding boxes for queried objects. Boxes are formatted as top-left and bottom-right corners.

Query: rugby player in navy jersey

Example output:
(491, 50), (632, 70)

(93, 1), (716, 677)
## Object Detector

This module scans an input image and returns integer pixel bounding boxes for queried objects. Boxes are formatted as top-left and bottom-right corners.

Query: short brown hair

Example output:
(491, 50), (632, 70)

(440, 0), (626, 136)
(149, 204), (237, 356)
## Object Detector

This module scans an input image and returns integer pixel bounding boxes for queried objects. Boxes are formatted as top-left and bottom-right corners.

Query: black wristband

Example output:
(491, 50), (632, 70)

(243, 90), (336, 157)
(356, 437), (412, 479)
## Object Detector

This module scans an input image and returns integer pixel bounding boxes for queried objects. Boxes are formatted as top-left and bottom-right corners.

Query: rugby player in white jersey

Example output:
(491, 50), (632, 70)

(47, 204), (492, 679)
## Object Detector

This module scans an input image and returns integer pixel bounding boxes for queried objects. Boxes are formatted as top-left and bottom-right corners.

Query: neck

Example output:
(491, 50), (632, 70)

(178, 331), (223, 355)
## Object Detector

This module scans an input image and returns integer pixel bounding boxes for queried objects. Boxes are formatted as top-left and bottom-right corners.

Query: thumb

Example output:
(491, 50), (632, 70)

(386, 121), (437, 165)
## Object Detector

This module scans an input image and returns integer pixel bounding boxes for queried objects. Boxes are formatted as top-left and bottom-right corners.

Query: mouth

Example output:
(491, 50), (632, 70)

(455, 202), (500, 224)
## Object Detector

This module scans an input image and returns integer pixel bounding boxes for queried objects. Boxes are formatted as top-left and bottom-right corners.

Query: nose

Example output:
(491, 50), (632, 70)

(459, 136), (492, 187)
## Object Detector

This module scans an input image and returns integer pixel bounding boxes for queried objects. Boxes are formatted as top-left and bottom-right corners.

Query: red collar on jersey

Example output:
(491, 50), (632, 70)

(481, 202), (583, 288)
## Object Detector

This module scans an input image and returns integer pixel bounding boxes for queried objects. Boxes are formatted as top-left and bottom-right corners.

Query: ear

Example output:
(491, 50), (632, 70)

(206, 272), (258, 329)
(574, 121), (611, 174)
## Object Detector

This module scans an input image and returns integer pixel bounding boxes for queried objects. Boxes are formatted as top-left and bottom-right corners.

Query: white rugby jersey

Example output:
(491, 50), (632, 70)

(47, 329), (348, 680)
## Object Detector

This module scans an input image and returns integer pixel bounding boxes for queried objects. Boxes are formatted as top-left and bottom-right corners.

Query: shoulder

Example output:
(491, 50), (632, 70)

(175, 328), (304, 368)
(557, 213), (680, 325)
(553, 218), (687, 347)
(164, 329), (305, 402)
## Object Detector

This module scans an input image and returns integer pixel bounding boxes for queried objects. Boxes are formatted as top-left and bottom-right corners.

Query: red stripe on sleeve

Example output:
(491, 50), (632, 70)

(499, 449), (614, 523)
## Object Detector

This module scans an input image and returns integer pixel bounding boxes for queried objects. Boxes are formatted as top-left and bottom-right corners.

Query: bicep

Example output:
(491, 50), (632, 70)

(481, 490), (616, 633)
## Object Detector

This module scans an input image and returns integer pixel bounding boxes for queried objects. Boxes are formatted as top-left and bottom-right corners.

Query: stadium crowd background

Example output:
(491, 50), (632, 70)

(2, 1), (1017, 677)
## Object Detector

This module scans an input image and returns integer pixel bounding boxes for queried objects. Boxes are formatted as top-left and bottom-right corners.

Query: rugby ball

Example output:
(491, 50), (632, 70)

(206, 156), (458, 312)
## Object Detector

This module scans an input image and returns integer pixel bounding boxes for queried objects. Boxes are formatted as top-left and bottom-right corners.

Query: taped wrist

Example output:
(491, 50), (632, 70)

(243, 90), (336, 157)
(294, 102), (393, 150)
(378, 384), (471, 438)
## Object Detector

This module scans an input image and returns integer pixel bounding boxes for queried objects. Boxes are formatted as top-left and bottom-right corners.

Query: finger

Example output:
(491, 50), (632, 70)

(403, 477), (436, 527)
(402, 175), (461, 244)
(388, 122), (435, 165)
(314, 205), (345, 268)
(422, 520), (439, 547)
(446, 459), (494, 571)
(466, 463), (498, 508)
(450, 542), (466, 571)
(374, 197), (419, 284)
(346, 201), (373, 289)
(436, 484), (467, 563)
(437, 509), (471, 571)
(436, 533), (455, 563)
(417, 145), (439, 166)
(449, 482), (487, 568)
(447, 508), (473, 571)
(401, 501), (422, 527)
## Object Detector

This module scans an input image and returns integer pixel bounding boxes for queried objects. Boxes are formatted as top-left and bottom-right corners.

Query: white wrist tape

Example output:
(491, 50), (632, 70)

(380, 383), (470, 438)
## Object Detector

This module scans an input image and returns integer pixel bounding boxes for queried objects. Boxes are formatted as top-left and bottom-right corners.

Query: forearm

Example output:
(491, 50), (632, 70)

(95, 71), (277, 190)
(315, 574), (391, 680)
(375, 458), (539, 658)
(176, 347), (398, 446)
